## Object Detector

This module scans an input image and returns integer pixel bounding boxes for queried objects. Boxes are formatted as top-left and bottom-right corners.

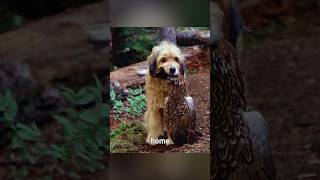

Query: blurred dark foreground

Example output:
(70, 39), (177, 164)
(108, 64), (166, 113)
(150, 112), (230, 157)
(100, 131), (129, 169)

(110, 154), (209, 180)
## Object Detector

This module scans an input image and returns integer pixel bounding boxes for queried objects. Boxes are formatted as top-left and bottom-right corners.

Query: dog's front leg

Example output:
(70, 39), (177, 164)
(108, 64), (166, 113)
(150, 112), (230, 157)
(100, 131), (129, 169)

(145, 108), (164, 145)
(166, 131), (175, 146)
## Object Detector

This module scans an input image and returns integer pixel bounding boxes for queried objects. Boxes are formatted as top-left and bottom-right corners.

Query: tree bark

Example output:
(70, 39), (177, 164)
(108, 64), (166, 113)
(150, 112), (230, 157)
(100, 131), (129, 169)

(177, 30), (209, 46)
(159, 27), (177, 43)
(159, 27), (209, 46)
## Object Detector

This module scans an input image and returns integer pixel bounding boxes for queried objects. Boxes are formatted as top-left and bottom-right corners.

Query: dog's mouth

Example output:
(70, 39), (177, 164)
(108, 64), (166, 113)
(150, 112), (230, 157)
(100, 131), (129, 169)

(156, 67), (179, 80)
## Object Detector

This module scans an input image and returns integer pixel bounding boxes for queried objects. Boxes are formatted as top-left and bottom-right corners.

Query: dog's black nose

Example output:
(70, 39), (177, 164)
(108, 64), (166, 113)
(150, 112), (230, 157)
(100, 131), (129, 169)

(169, 67), (176, 74)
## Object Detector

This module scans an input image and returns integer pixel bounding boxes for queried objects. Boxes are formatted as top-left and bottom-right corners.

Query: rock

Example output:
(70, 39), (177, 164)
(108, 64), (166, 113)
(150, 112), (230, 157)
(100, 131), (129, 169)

(85, 22), (110, 48)
(110, 80), (128, 100)
(0, 62), (37, 93)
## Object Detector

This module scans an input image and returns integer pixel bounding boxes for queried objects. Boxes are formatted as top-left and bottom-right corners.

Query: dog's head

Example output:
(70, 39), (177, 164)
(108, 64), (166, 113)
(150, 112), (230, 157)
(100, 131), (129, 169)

(147, 41), (186, 79)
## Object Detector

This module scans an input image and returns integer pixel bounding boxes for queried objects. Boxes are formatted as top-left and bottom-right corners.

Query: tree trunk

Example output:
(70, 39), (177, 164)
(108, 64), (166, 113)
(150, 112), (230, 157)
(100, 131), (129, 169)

(177, 30), (209, 46)
(110, 27), (127, 67)
(159, 27), (177, 43)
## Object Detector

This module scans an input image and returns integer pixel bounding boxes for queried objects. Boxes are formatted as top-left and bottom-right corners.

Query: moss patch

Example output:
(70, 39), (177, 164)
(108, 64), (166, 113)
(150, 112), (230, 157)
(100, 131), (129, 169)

(110, 121), (146, 153)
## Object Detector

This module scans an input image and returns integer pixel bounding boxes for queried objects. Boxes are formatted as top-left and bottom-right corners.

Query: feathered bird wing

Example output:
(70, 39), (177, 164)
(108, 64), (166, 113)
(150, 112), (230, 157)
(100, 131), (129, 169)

(243, 111), (276, 180)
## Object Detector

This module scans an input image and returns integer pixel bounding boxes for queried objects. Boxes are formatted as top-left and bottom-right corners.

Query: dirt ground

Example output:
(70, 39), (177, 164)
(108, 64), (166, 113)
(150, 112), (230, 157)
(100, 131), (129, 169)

(242, 10), (320, 180)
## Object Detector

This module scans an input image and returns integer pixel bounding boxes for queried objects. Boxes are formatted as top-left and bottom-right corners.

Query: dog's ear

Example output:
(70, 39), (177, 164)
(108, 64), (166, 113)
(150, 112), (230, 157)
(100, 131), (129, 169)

(148, 45), (160, 77)
(181, 61), (187, 77)
(149, 55), (158, 77)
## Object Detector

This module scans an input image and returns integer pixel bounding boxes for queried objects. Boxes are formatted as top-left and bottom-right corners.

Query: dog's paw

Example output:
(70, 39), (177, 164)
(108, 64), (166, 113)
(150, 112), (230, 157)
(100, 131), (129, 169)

(166, 139), (175, 146)
(166, 135), (175, 146)
(145, 136), (157, 146)
(145, 138), (153, 146)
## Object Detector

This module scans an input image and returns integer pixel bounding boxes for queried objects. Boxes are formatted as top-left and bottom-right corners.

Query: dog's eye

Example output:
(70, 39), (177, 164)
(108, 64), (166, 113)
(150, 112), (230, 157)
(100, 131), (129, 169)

(160, 58), (166, 63)
(174, 57), (179, 62)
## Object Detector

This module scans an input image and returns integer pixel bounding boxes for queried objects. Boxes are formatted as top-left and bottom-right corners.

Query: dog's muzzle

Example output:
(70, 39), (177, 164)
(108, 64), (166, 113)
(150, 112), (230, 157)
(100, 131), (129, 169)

(155, 65), (180, 80)
(166, 64), (180, 76)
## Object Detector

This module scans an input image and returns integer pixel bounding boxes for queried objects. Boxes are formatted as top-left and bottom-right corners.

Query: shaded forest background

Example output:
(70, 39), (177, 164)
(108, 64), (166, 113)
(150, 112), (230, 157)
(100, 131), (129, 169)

(0, 0), (102, 32)
(0, 0), (319, 179)
(0, 0), (108, 179)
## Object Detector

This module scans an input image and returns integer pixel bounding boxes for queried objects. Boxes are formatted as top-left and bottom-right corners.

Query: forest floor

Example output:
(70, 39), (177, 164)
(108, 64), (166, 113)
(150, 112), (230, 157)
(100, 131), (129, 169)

(242, 10), (320, 180)
(110, 66), (210, 153)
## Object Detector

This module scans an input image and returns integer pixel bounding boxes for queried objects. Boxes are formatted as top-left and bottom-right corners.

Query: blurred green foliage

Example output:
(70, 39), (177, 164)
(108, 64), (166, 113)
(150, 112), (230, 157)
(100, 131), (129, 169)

(0, 6), (23, 32)
(53, 81), (107, 174)
(1, 0), (102, 17)
(118, 28), (156, 57)
(111, 27), (157, 68)
(0, 90), (17, 121)
(0, 0), (101, 33)
(0, 76), (108, 179)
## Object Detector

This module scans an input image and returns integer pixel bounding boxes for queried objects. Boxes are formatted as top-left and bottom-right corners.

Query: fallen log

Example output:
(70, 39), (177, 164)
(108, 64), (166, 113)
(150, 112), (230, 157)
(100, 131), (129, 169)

(177, 30), (209, 46)
(110, 61), (148, 88)
(159, 28), (210, 46)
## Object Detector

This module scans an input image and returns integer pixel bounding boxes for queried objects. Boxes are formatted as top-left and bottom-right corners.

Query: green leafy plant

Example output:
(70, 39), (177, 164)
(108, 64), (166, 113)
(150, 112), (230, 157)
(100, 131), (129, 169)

(110, 87), (146, 116)
(112, 28), (157, 67)
(110, 90), (123, 113)
(0, 90), (42, 179)
(0, 90), (18, 121)
(120, 28), (156, 57)
(125, 88), (146, 116)
(110, 121), (145, 153)
(53, 75), (108, 174)
(0, 76), (108, 179)
(110, 123), (129, 139)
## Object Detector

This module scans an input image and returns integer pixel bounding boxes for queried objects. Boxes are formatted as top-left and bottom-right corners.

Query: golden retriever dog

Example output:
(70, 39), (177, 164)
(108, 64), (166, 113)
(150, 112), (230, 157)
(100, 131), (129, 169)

(144, 41), (186, 145)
